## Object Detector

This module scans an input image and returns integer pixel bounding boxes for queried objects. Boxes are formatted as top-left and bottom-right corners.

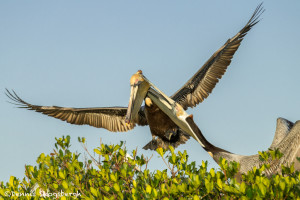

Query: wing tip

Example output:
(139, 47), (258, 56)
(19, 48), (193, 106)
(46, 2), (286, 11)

(5, 89), (21, 103)
(248, 3), (265, 27)
(5, 89), (32, 109)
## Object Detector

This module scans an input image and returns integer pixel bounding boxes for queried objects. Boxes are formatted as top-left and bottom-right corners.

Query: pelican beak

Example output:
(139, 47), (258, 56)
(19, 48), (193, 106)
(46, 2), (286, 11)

(125, 71), (150, 124)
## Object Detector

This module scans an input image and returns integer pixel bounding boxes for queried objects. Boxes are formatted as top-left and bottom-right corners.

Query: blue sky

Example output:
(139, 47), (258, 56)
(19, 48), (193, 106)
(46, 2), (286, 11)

(1, 1), (300, 182)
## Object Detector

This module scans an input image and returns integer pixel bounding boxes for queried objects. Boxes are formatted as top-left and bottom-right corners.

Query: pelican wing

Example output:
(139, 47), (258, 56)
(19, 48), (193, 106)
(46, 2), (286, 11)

(6, 89), (147, 132)
(266, 120), (300, 175)
(171, 4), (264, 110)
(269, 118), (294, 150)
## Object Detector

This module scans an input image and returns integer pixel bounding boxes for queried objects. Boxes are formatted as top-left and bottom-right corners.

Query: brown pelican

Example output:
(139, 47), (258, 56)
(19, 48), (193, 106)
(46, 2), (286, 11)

(139, 76), (300, 178)
(125, 4), (264, 149)
(6, 4), (264, 150)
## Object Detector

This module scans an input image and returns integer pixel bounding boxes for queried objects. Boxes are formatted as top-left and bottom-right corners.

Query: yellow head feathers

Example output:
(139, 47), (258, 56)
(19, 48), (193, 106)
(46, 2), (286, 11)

(130, 70), (145, 85)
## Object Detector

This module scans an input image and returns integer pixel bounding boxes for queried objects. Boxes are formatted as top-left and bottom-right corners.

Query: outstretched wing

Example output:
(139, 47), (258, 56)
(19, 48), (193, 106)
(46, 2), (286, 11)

(6, 89), (148, 132)
(269, 118), (294, 150)
(171, 4), (264, 110)
(265, 120), (300, 176)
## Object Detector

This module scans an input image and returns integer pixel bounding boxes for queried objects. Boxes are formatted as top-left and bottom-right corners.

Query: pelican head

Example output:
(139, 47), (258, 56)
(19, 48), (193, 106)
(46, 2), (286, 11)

(125, 70), (150, 123)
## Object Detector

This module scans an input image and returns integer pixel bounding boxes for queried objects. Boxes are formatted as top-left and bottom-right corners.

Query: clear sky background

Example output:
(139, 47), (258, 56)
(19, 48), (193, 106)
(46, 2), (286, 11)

(1, 1), (300, 182)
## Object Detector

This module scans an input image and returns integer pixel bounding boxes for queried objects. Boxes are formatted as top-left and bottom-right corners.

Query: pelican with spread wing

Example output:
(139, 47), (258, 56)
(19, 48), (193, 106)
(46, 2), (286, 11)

(6, 4), (264, 150)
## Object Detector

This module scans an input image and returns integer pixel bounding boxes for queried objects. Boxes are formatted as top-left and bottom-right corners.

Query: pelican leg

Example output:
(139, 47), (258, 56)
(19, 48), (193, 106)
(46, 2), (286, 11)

(143, 130), (191, 150)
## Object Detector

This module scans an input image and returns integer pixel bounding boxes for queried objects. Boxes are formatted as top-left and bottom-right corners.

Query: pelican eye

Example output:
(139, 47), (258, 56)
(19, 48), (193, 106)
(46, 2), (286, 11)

(133, 81), (142, 87)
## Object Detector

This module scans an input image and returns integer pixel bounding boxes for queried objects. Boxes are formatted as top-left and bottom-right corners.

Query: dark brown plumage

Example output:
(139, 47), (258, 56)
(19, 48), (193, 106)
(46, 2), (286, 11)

(143, 101), (190, 150)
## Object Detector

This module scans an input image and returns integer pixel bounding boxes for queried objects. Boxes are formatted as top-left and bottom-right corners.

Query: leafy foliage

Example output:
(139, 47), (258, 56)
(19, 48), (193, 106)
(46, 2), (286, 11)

(1, 136), (300, 199)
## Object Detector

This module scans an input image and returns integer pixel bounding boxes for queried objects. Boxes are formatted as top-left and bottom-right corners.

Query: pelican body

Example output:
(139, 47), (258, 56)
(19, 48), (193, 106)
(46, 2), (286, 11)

(125, 71), (191, 149)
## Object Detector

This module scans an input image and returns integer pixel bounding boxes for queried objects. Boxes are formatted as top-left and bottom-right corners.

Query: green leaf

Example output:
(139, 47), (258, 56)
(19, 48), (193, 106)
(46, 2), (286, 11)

(202, 160), (206, 168)
(113, 183), (120, 192)
(157, 147), (164, 157)
(171, 154), (176, 164)
(279, 181), (285, 191)
(192, 174), (200, 186)
(169, 146), (175, 154)
(258, 183), (266, 197)
(146, 185), (152, 194)
(177, 183), (187, 193)
(113, 144), (120, 152)
(9, 176), (14, 187)
(90, 187), (98, 197)
(110, 174), (117, 182)
(104, 186), (110, 192)
(246, 187), (253, 198)
(290, 163), (295, 173)
(262, 178), (270, 187)
(62, 180), (68, 189)
(240, 182), (246, 193)
(133, 180), (137, 188)
(119, 149), (125, 156)
(205, 178), (214, 193)
(210, 168), (215, 177)
(94, 148), (101, 155)
(153, 189), (158, 197)
(59, 171), (65, 179)
(132, 188), (136, 194)
(170, 184), (178, 194)
(193, 195), (200, 200)
(121, 169), (127, 177)
(217, 178), (223, 189)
